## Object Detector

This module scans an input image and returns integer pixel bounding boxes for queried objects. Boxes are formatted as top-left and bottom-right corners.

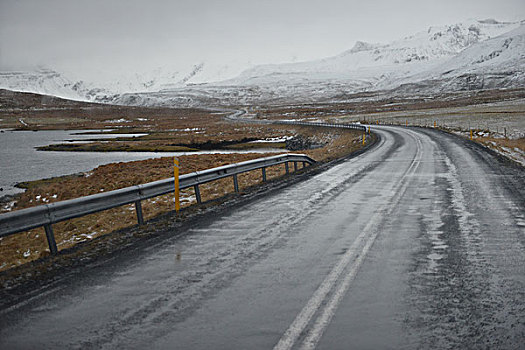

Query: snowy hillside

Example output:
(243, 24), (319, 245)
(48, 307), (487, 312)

(226, 19), (521, 87)
(0, 65), (206, 102)
(113, 20), (524, 108)
(0, 68), (93, 101)
(0, 61), (252, 102)
(392, 24), (525, 92)
(1, 19), (523, 107)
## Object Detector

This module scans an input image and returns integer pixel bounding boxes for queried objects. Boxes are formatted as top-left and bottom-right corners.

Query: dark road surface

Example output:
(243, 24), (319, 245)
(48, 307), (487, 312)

(1, 126), (524, 349)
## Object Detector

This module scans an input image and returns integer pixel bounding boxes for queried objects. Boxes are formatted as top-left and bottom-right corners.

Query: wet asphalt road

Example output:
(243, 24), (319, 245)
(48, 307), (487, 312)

(1, 126), (524, 349)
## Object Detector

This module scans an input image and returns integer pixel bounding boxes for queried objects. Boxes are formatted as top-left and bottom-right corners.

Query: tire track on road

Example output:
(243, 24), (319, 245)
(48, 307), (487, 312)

(274, 127), (423, 350)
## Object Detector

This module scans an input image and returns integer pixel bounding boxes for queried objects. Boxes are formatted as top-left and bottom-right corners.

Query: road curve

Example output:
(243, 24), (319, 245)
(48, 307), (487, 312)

(1, 126), (524, 349)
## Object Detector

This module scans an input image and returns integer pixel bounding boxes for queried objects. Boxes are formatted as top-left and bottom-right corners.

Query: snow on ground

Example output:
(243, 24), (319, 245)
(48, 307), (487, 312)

(449, 130), (525, 166)
(500, 146), (525, 165)
(105, 118), (131, 123)
(337, 99), (525, 140)
(334, 98), (525, 165)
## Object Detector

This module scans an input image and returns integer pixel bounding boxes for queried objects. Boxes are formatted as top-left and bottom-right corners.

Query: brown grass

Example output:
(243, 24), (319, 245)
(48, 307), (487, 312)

(255, 88), (525, 121)
(36, 124), (293, 152)
(475, 136), (525, 157)
(0, 128), (365, 271)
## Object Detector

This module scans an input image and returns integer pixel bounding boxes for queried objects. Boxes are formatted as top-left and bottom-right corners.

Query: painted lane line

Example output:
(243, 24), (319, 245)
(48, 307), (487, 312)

(274, 127), (422, 350)
(300, 224), (380, 350)
(300, 153), (419, 350)
(272, 215), (381, 350)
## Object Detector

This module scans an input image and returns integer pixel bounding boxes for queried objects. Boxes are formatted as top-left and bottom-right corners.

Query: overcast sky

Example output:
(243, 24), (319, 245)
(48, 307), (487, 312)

(1, 0), (524, 79)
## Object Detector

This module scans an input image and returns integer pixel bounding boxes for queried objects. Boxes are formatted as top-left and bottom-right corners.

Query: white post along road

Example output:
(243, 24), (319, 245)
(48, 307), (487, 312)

(1, 126), (524, 349)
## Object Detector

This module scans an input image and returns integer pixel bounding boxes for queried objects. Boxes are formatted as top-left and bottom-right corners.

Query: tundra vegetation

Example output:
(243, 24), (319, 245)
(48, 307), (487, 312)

(1, 87), (523, 272)
(0, 90), (366, 271)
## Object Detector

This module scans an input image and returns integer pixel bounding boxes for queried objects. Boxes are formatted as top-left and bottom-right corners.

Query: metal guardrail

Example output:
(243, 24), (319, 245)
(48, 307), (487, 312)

(0, 153), (315, 254)
(273, 120), (367, 132)
(224, 109), (368, 132)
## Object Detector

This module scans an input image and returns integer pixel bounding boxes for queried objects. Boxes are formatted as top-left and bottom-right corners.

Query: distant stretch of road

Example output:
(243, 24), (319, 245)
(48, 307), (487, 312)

(1, 126), (524, 349)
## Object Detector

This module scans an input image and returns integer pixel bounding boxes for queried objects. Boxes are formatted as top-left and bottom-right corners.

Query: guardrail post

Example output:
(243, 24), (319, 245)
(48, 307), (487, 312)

(0, 154), (318, 244)
(174, 157), (180, 212)
(294, 161), (298, 171)
(233, 174), (239, 193)
(44, 224), (58, 254)
(194, 185), (202, 204)
(135, 200), (144, 225)
(285, 162), (289, 174)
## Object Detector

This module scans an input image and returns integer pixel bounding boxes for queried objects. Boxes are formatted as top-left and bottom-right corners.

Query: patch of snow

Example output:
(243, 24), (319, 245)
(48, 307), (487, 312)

(105, 118), (131, 123)
(2, 201), (16, 212)
(497, 146), (525, 166)
(179, 194), (196, 204)
(249, 136), (293, 143)
(168, 127), (203, 132)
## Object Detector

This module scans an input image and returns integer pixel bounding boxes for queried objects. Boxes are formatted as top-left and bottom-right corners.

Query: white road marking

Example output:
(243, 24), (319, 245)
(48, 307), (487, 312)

(274, 128), (423, 350)
(273, 217), (381, 350)
(299, 223), (380, 350)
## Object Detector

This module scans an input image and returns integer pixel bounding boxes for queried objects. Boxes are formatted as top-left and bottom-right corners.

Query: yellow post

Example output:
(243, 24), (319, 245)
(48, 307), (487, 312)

(406, 120), (408, 127)
(368, 126), (371, 135)
(434, 121), (437, 128)
(362, 133), (366, 145)
(174, 157), (180, 212)
(470, 130), (473, 140)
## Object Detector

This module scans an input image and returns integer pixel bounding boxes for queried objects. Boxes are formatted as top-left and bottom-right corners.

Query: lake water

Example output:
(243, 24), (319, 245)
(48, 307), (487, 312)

(0, 129), (283, 198)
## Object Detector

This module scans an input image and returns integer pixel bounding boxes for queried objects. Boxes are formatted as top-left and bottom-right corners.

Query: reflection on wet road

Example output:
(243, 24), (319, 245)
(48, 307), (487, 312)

(1, 126), (524, 349)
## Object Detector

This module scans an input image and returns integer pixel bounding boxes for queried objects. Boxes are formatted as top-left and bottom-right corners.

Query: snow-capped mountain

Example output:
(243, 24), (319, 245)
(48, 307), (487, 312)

(0, 68), (94, 101)
(225, 19), (521, 87)
(392, 24), (525, 92)
(0, 65), (206, 102)
(0, 61), (252, 102)
(111, 19), (524, 107)
(1, 19), (523, 107)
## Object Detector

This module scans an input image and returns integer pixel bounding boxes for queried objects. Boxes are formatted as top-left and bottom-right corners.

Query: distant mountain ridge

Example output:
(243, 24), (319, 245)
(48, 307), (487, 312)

(226, 19), (521, 86)
(110, 19), (524, 107)
(391, 24), (525, 93)
(0, 61), (250, 102)
(0, 19), (523, 106)
(0, 63), (214, 102)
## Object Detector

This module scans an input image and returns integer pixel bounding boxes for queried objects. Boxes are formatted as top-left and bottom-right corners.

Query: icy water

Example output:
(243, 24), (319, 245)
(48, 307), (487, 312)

(0, 129), (283, 198)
